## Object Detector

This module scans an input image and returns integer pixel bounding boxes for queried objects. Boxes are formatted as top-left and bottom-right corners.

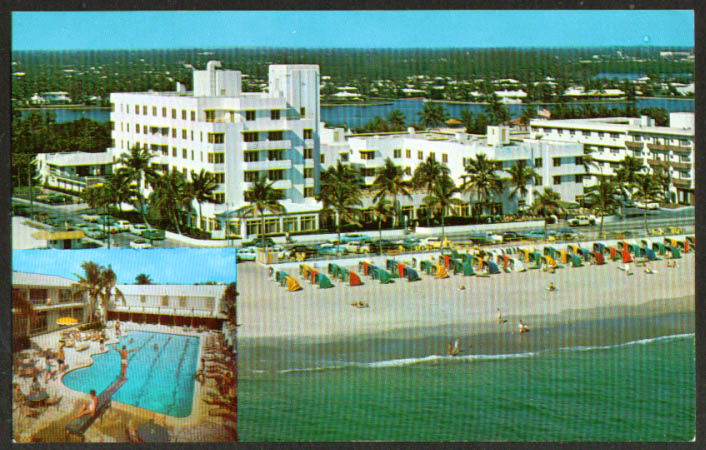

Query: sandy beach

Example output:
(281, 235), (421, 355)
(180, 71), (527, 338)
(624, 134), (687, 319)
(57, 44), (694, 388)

(238, 248), (695, 342)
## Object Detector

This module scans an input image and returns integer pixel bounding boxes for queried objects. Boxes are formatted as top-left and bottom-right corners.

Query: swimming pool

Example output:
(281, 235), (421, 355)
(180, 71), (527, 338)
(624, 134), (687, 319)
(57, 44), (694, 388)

(62, 331), (200, 417)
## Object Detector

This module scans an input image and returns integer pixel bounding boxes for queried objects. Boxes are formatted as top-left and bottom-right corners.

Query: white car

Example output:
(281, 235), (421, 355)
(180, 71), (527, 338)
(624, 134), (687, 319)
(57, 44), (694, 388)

(345, 241), (370, 254)
(489, 233), (504, 244)
(114, 220), (132, 232)
(130, 238), (152, 249)
(130, 223), (149, 235)
(237, 247), (257, 262)
(81, 214), (100, 223)
(421, 236), (443, 249)
(568, 215), (596, 227)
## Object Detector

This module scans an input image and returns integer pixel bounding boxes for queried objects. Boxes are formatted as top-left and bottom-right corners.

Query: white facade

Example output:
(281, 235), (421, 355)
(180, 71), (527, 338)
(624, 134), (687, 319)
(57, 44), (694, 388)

(108, 283), (228, 320)
(108, 61), (322, 238)
(36, 151), (114, 192)
(529, 113), (695, 204)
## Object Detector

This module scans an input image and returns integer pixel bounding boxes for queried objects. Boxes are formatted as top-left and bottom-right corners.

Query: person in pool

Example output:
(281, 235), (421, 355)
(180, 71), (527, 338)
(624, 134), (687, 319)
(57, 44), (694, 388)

(154, 343), (159, 351)
(73, 389), (97, 420)
(110, 344), (138, 379)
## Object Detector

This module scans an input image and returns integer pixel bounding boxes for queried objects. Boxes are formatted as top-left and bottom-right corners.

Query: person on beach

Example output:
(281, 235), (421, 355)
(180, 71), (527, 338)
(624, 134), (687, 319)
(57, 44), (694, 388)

(497, 308), (507, 324)
(57, 345), (65, 373)
(546, 282), (556, 291)
(43, 357), (54, 383)
(518, 320), (530, 333)
(110, 344), (138, 378)
(73, 389), (97, 421)
(30, 377), (42, 394)
(644, 264), (655, 274)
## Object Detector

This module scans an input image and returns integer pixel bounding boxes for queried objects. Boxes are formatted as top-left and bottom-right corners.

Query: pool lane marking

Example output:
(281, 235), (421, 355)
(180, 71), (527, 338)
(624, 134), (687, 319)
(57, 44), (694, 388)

(134, 336), (172, 409)
(165, 337), (191, 416)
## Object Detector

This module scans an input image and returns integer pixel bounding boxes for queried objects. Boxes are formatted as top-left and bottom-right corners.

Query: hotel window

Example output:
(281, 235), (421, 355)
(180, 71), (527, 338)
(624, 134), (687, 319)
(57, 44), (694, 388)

(268, 169), (284, 181)
(283, 217), (298, 232)
(172, 108), (176, 119)
(151, 106), (156, 116)
(172, 147), (177, 157)
(179, 296), (186, 308)
(161, 295), (169, 306)
(207, 153), (224, 164)
(300, 107), (306, 117)
(182, 148), (187, 159)
(172, 128), (176, 138)
(30, 312), (47, 333)
(394, 149), (402, 158)
(610, 132), (620, 139)
(265, 218), (280, 234)
(442, 153), (448, 163)
(143, 105), (147, 115)
(214, 193), (225, 204)
(29, 289), (47, 305)
(303, 129), (313, 139)
(304, 167), (313, 178)
(405, 149), (411, 158)
(182, 129), (187, 139)
(268, 131), (283, 141)
(271, 109), (280, 120)
(208, 133), (225, 144)
(246, 110), (256, 121)
(301, 215), (315, 230)
(304, 148), (313, 159)
(268, 150), (283, 160)
(126, 123), (130, 132)
(404, 167), (412, 176)
(205, 110), (215, 122)
(598, 132), (605, 138)
(191, 150), (194, 160)
(205, 298), (215, 310)
(192, 131), (194, 140)
(536, 176), (543, 185)
(244, 171), (259, 182)
(191, 111), (196, 121)
(135, 124), (140, 134)
(162, 146), (168, 156)
(135, 105), (139, 114)
(360, 151), (375, 160)
(214, 173), (225, 183)
(575, 174), (583, 183)
(553, 176), (561, 185)
(244, 151), (258, 162)
(182, 109), (187, 120)
(418, 151), (423, 160)
(569, 130), (576, 136)
(243, 132), (259, 142)
(162, 106), (167, 117)
(143, 125), (148, 134)
(320, 154), (325, 164)
(553, 157), (561, 167)
(140, 295), (146, 303)
(575, 156), (583, 165)
(581, 130), (590, 137)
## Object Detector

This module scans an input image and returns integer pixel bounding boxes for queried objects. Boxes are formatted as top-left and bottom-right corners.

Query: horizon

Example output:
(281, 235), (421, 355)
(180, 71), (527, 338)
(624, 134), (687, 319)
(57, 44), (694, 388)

(12, 10), (694, 51)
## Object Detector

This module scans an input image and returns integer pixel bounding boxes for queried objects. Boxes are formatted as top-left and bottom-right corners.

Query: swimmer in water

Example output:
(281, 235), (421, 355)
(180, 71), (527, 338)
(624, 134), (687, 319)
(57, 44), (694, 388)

(154, 343), (159, 351)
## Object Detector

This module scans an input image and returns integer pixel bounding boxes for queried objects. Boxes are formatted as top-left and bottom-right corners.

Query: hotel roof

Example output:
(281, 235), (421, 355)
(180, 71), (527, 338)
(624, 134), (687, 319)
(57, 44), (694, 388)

(13, 271), (75, 287)
(42, 151), (114, 167)
(115, 283), (227, 298)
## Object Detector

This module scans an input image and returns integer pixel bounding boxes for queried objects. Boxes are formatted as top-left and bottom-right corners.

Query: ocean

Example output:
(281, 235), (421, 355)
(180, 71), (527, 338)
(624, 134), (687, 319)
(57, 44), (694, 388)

(238, 312), (694, 441)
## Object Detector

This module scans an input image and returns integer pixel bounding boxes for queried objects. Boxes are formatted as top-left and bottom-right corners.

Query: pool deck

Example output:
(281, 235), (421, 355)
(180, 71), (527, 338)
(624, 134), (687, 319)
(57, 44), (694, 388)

(14, 322), (236, 442)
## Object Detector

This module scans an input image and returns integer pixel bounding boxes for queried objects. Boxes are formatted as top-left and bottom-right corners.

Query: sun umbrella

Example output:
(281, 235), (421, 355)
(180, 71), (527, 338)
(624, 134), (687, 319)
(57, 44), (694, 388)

(56, 317), (78, 326)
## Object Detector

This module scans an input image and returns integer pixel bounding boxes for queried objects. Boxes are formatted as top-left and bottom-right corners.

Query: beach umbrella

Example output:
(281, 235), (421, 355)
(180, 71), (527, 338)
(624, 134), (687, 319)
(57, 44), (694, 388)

(56, 317), (78, 326)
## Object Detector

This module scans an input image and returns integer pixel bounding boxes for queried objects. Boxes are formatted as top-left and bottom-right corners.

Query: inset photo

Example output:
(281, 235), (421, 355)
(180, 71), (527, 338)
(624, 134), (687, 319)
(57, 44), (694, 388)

(12, 248), (237, 443)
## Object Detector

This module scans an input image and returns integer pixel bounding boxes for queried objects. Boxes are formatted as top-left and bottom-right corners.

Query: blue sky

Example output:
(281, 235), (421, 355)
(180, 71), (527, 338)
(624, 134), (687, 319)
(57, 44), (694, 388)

(12, 248), (237, 284)
(12, 10), (694, 51)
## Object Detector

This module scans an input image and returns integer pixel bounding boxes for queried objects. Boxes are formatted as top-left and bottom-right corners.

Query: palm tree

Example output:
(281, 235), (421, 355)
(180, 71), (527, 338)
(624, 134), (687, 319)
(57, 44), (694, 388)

(484, 93), (508, 124)
(423, 172), (464, 246)
(97, 266), (124, 323)
(614, 155), (645, 201)
(190, 169), (218, 230)
(531, 187), (563, 235)
(505, 160), (540, 214)
(150, 170), (193, 235)
(386, 109), (406, 131)
(316, 161), (363, 254)
(135, 273), (152, 285)
(412, 155), (449, 227)
(632, 173), (663, 233)
(240, 175), (286, 246)
(105, 169), (135, 216)
(584, 175), (621, 237)
(461, 153), (505, 219)
(71, 261), (106, 323)
(117, 144), (158, 226)
(371, 158), (412, 228)
(417, 102), (448, 129)
(370, 197), (394, 255)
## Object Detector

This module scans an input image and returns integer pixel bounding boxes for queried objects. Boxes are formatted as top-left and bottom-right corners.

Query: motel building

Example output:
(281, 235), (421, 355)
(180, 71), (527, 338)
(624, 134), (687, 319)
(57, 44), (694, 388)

(36, 151), (114, 193)
(320, 125), (585, 223)
(106, 61), (323, 239)
(529, 112), (695, 205)
(12, 271), (230, 351)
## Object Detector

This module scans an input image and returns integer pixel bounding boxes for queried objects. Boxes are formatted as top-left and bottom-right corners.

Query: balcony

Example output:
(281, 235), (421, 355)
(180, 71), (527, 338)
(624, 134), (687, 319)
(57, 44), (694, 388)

(243, 140), (290, 151)
(646, 158), (668, 167)
(647, 143), (691, 153)
(625, 141), (643, 149)
(244, 179), (292, 190)
(672, 178), (692, 189)
(242, 159), (292, 171)
(670, 161), (691, 170)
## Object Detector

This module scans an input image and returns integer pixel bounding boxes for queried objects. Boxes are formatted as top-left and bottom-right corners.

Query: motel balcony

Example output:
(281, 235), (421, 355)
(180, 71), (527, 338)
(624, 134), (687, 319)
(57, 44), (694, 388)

(243, 179), (292, 190)
(625, 141), (644, 150)
(243, 140), (291, 151)
(108, 304), (224, 318)
(242, 159), (293, 171)
(672, 178), (692, 189)
(647, 143), (691, 154)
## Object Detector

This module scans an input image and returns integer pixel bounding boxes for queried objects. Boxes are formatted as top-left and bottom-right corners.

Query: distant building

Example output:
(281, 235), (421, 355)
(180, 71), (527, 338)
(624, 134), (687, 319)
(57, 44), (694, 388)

(36, 151), (114, 192)
(42, 91), (72, 104)
(529, 113), (695, 204)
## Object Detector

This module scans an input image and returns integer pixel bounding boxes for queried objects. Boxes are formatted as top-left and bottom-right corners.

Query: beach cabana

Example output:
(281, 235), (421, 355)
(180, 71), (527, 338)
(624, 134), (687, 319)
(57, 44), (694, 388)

(508, 257), (526, 272)
(315, 273), (334, 289)
(338, 267), (349, 281)
(686, 236), (695, 246)
(386, 259), (397, 273)
(518, 248), (531, 262)
(592, 243), (606, 254)
(420, 260), (433, 275)
(541, 255), (558, 268)
(652, 242), (666, 256)
(665, 237), (679, 248)
(677, 239), (689, 253)
(567, 244), (579, 255)
(377, 268), (394, 284)
(621, 246), (633, 263)
(592, 251), (605, 265)
(557, 249), (568, 264)
(328, 263), (341, 279)
(627, 243), (641, 256)
(606, 246), (619, 261)
(431, 264), (449, 279)
(577, 247), (591, 261)
(349, 271), (363, 286)
(359, 261), (371, 276)
(643, 248), (658, 261)
(568, 253), (583, 267)
(285, 275), (302, 291)
(529, 251), (543, 265)
(666, 245), (681, 259)
(439, 254), (451, 269)
(405, 267), (421, 282)
(484, 260), (500, 274)
(275, 270), (288, 283)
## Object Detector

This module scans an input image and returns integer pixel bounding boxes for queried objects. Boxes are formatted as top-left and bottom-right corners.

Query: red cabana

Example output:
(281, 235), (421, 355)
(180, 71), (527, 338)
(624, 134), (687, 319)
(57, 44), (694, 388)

(621, 246), (632, 263)
(349, 271), (362, 286)
(593, 251), (605, 265)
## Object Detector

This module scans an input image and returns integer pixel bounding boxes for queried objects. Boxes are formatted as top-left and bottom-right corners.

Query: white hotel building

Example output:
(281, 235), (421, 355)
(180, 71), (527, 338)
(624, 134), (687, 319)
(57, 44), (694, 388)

(529, 113), (695, 205)
(107, 61), (322, 238)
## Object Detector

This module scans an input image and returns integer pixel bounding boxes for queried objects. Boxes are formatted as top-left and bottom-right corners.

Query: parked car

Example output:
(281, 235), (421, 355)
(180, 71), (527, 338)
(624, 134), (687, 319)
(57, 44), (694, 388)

(555, 227), (581, 240)
(468, 232), (503, 244)
(501, 231), (521, 242)
(568, 215), (596, 227)
(130, 223), (149, 235)
(421, 236), (443, 249)
(242, 237), (276, 248)
(81, 214), (101, 223)
(399, 236), (421, 250)
(236, 247), (257, 262)
(287, 244), (318, 259)
(317, 243), (347, 256)
(522, 229), (556, 241)
(114, 220), (132, 232)
(344, 241), (371, 254)
(140, 228), (165, 240)
(97, 215), (118, 225)
(340, 233), (372, 244)
(130, 238), (153, 249)
(85, 227), (106, 239)
(369, 239), (401, 254)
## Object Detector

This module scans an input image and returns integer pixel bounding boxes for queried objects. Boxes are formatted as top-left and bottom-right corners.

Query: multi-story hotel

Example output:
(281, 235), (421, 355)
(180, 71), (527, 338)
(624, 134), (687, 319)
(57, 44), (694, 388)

(107, 61), (322, 238)
(529, 113), (694, 205)
(322, 125), (585, 223)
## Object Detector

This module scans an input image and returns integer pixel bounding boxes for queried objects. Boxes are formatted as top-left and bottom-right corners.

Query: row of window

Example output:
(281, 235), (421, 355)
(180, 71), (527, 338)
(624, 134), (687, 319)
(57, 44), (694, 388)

(390, 148), (450, 164)
(534, 126), (622, 140)
(116, 103), (198, 121)
(244, 169), (285, 182)
(245, 214), (316, 235)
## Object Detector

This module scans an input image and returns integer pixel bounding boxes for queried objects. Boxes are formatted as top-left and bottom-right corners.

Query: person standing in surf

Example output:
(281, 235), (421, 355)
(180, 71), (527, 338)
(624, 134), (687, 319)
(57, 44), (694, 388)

(110, 344), (138, 379)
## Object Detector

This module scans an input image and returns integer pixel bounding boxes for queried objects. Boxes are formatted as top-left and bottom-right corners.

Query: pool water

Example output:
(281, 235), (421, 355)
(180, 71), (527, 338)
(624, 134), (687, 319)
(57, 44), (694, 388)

(62, 331), (201, 417)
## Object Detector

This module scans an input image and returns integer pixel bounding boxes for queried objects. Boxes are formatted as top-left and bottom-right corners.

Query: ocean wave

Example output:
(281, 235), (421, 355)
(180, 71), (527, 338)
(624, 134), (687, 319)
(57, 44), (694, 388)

(560, 333), (694, 353)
